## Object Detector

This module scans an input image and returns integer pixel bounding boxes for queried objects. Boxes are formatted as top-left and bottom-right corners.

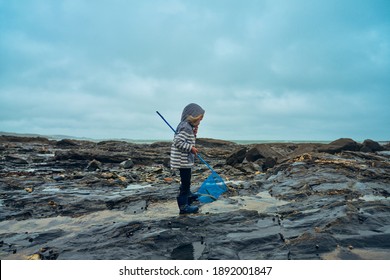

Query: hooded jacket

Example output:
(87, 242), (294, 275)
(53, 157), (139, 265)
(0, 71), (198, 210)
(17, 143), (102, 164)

(170, 103), (205, 169)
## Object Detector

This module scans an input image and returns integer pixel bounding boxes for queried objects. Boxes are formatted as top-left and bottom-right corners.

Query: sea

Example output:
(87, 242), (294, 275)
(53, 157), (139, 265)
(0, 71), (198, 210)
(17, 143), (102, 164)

(1, 132), (388, 145)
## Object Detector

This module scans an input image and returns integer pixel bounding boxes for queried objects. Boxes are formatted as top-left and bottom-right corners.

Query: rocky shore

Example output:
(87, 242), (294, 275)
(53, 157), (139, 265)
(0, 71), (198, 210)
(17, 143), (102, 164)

(1, 135), (390, 260)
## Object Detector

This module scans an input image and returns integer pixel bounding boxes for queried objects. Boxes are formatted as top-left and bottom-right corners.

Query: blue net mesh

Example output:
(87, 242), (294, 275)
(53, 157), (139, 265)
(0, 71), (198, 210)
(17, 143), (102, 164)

(196, 171), (228, 203)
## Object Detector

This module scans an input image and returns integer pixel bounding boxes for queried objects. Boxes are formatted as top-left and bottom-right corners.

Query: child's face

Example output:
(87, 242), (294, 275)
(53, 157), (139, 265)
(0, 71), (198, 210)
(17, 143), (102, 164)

(194, 115), (203, 126)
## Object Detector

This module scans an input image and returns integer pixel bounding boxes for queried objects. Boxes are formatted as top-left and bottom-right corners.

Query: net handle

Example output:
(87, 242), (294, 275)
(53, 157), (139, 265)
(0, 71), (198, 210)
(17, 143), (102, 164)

(156, 111), (216, 173)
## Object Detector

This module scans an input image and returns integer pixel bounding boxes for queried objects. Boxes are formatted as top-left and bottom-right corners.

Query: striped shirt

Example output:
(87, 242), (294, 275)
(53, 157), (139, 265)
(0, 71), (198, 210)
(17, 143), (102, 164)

(170, 121), (195, 169)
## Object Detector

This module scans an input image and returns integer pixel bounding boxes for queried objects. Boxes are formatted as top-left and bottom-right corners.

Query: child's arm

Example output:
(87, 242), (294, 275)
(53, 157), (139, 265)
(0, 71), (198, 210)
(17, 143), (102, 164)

(174, 130), (197, 153)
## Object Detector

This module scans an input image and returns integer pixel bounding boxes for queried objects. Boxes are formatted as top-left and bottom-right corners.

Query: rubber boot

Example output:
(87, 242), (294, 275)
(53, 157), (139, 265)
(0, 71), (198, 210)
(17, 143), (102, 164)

(177, 196), (199, 214)
(187, 192), (200, 205)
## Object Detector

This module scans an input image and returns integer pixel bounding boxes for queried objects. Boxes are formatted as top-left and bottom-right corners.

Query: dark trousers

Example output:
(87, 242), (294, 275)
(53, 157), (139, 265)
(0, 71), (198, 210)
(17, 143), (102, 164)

(178, 168), (191, 197)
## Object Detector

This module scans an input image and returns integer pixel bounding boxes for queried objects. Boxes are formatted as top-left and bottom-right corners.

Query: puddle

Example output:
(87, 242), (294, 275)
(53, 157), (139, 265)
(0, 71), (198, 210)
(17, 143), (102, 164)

(377, 151), (390, 156)
(201, 191), (289, 214)
(356, 194), (390, 202)
(41, 187), (91, 196)
(0, 190), (287, 260)
(0, 192), (287, 240)
(42, 187), (62, 193)
(171, 241), (206, 260)
(322, 246), (390, 260)
(0, 201), (179, 236)
(125, 184), (153, 190)
(39, 184), (155, 200)
(36, 153), (55, 158)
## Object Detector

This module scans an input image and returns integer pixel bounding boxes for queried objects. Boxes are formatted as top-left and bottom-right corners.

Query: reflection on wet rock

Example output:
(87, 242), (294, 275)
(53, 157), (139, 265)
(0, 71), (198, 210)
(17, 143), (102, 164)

(0, 135), (390, 259)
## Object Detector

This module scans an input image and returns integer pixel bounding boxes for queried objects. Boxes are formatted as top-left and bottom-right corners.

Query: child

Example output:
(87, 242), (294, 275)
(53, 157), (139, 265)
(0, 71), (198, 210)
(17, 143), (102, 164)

(170, 103), (205, 214)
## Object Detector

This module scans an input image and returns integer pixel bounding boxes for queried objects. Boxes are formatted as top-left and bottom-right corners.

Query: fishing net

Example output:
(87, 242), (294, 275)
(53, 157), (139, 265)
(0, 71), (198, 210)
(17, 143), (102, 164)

(156, 111), (228, 204)
(196, 171), (228, 203)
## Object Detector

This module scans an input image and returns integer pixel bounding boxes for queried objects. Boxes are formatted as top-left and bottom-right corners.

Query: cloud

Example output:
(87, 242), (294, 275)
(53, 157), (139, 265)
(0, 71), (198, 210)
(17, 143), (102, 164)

(0, 0), (389, 141)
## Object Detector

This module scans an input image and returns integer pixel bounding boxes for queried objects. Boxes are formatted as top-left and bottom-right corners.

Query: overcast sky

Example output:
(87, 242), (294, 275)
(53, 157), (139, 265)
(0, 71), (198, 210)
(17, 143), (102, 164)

(1, 0), (389, 141)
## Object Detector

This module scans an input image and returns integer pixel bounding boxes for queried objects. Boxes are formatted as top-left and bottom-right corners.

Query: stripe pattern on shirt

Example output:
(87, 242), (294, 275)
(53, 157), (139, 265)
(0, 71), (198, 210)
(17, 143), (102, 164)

(170, 128), (195, 169)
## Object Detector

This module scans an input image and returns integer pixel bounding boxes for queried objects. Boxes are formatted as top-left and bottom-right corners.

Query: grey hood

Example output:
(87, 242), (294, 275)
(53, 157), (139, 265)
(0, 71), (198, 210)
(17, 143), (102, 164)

(176, 103), (205, 133)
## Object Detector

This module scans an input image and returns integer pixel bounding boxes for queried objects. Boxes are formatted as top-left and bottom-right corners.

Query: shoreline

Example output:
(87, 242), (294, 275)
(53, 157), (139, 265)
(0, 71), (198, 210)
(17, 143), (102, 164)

(1, 131), (389, 145)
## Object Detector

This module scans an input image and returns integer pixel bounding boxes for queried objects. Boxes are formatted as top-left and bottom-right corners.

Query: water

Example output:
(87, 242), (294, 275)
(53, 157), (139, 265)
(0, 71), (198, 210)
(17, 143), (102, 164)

(201, 191), (288, 214)
(125, 184), (153, 190)
(0, 190), (286, 237)
(355, 194), (390, 202)
(170, 242), (206, 260)
(322, 246), (390, 260)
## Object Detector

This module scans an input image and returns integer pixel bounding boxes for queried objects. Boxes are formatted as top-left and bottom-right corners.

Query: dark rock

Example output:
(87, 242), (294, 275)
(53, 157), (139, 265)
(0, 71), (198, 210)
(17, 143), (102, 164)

(120, 159), (135, 169)
(318, 138), (360, 154)
(53, 175), (65, 181)
(55, 150), (91, 161)
(361, 139), (384, 153)
(263, 157), (277, 170)
(5, 155), (29, 164)
(245, 144), (282, 163)
(55, 150), (129, 163)
(196, 138), (236, 147)
(38, 247), (60, 260)
(56, 139), (79, 147)
(226, 147), (247, 165)
(150, 142), (170, 148)
(86, 159), (102, 171)
(234, 162), (261, 174)
(0, 135), (51, 144)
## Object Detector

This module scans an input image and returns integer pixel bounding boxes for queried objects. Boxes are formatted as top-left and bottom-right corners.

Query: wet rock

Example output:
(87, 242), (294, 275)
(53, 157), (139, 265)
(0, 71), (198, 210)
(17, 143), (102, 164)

(38, 247), (60, 260)
(53, 174), (65, 181)
(1, 135), (390, 260)
(233, 162), (261, 174)
(5, 155), (29, 165)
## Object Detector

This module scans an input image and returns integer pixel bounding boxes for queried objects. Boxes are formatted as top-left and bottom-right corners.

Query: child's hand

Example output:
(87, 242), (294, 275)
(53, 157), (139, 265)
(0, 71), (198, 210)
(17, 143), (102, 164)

(191, 146), (199, 155)
(193, 126), (198, 137)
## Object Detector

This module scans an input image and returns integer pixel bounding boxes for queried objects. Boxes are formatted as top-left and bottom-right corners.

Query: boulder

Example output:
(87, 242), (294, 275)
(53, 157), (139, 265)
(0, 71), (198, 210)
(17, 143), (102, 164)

(245, 144), (282, 162)
(263, 157), (277, 170)
(86, 159), (102, 171)
(56, 139), (79, 147)
(197, 138), (236, 148)
(318, 138), (360, 154)
(120, 159), (135, 169)
(360, 139), (384, 153)
(226, 147), (247, 166)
